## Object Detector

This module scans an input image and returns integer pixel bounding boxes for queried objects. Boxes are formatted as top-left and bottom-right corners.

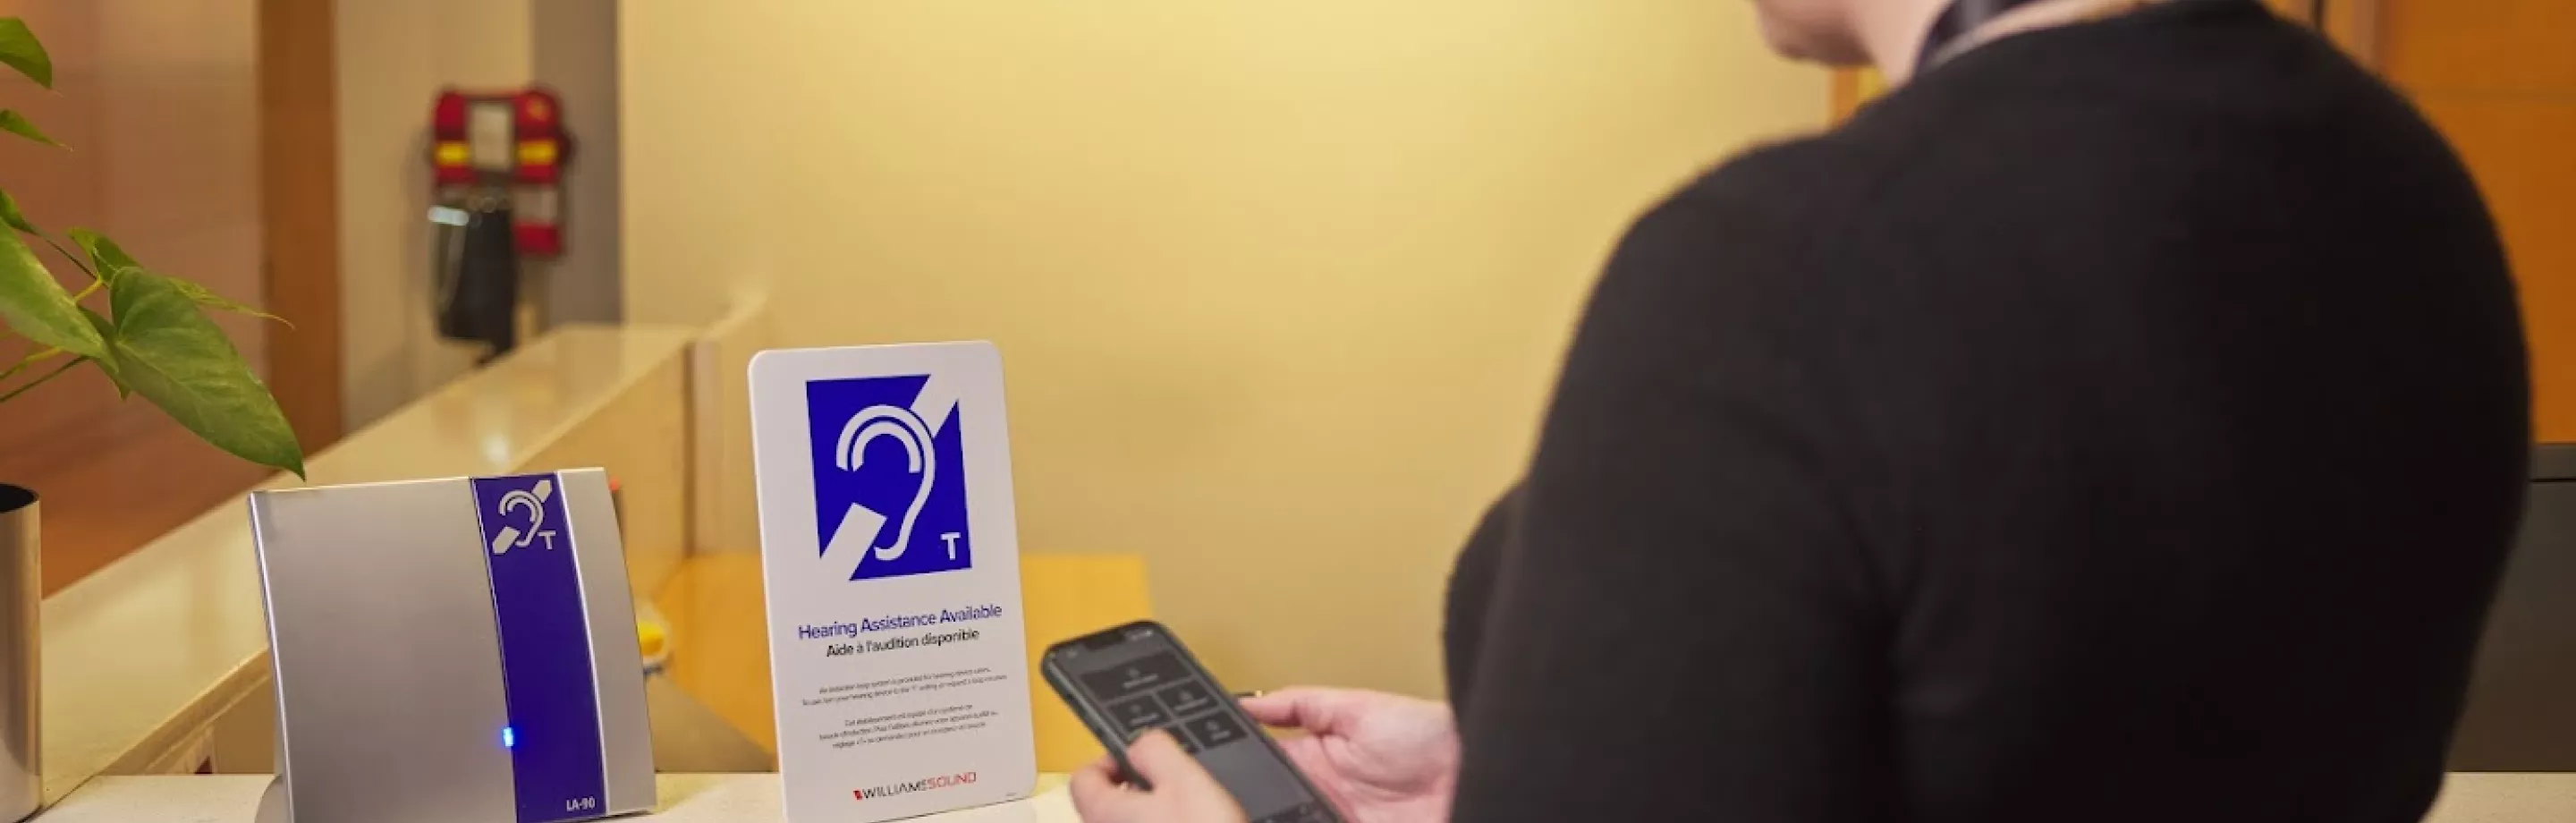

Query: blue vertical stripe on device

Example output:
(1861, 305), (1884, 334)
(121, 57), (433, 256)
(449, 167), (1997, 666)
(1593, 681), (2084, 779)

(472, 473), (607, 823)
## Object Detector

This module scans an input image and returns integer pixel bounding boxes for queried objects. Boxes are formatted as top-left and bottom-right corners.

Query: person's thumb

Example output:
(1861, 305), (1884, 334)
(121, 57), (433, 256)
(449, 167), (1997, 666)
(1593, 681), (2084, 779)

(1124, 729), (1219, 792)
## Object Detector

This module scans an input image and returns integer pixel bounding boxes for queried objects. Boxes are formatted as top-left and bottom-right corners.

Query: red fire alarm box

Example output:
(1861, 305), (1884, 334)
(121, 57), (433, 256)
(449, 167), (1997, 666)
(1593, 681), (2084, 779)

(430, 87), (572, 257)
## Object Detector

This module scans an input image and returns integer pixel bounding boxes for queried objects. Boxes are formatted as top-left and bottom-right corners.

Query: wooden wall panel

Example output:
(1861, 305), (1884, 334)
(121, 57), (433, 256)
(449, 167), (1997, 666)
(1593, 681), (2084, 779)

(256, 0), (345, 450)
(2380, 0), (2576, 440)
(2381, 0), (2576, 95)
(1, 1), (280, 594)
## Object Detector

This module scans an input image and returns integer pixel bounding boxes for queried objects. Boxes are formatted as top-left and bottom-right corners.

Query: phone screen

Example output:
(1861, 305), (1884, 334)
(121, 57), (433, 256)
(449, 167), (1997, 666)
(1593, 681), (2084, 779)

(1048, 625), (1338, 823)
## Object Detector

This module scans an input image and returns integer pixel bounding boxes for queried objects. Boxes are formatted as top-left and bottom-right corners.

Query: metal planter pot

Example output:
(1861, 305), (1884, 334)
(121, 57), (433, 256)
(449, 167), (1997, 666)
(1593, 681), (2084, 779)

(0, 485), (37, 821)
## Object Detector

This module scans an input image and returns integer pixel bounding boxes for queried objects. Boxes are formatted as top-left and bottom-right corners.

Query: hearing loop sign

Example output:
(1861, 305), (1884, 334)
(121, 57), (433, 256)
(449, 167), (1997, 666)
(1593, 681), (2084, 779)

(750, 342), (1037, 822)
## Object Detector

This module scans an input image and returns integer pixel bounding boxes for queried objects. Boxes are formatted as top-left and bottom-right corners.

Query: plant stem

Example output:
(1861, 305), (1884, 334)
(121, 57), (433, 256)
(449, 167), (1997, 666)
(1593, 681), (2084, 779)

(72, 278), (98, 302)
(0, 346), (61, 385)
(38, 234), (95, 281)
(0, 355), (82, 404)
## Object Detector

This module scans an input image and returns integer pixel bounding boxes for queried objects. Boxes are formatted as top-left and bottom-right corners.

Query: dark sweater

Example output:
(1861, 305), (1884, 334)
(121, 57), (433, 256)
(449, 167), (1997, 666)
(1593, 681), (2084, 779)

(1441, 3), (2530, 821)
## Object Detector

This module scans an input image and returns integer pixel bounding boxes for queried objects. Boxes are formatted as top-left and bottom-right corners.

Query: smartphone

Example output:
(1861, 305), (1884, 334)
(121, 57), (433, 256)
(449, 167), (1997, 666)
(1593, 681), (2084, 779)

(1042, 621), (1345, 823)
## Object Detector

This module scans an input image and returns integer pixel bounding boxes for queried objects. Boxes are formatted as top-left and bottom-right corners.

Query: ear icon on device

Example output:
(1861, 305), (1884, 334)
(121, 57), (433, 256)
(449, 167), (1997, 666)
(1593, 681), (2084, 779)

(830, 405), (936, 564)
(488, 478), (556, 555)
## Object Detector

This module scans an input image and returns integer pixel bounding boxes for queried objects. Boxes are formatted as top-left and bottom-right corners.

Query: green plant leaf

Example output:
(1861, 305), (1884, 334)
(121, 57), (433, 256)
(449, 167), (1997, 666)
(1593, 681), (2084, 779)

(101, 270), (302, 476)
(0, 19), (50, 89)
(0, 230), (106, 361)
(65, 228), (138, 282)
(62, 229), (276, 323)
(172, 278), (288, 326)
(78, 305), (126, 397)
(0, 188), (35, 234)
(0, 110), (57, 147)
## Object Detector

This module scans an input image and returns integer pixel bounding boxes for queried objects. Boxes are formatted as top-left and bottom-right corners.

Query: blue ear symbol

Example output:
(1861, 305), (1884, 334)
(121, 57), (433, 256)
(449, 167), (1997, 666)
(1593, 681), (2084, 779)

(835, 404), (936, 563)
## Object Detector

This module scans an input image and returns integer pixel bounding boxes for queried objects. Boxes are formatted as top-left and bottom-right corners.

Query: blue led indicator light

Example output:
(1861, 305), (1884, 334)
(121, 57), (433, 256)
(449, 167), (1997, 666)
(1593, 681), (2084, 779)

(503, 726), (517, 749)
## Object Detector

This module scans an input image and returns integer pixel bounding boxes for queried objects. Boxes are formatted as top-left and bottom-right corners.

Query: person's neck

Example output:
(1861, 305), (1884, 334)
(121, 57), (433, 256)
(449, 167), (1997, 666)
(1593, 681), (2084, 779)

(1862, 0), (2160, 84)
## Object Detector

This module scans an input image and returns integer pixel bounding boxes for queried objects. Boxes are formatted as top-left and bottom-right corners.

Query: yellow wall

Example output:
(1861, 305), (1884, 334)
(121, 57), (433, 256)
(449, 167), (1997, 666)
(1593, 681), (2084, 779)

(89, 0), (265, 369)
(623, 1), (1826, 698)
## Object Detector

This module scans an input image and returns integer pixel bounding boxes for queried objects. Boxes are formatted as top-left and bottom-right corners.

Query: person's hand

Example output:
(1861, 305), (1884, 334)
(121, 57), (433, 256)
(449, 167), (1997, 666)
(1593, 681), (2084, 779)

(1241, 688), (1458, 823)
(1071, 729), (1250, 823)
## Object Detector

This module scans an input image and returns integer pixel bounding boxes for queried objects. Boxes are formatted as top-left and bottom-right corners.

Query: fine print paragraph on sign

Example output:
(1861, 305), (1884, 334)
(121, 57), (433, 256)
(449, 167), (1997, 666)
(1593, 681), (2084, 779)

(808, 666), (1015, 749)
(825, 703), (1004, 749)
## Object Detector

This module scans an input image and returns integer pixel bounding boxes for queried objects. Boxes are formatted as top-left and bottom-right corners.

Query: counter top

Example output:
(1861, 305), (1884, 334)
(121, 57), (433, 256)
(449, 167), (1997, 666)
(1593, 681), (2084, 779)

(38, 325), (701, 803)
(28, 772), (2575, 822)
(2424, 773), (2576, 822)
(34, 774), (1077, 822)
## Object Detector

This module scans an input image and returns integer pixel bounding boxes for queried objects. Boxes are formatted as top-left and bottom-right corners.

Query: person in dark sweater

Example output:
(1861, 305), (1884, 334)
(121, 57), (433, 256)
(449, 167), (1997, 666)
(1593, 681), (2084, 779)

(1072, 1), (2530, 821)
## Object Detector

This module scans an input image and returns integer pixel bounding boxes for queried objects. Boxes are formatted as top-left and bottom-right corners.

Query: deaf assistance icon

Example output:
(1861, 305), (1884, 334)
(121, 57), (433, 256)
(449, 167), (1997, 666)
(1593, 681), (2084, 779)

(487, 476), (560, 555)
(808, 374), (972, 581)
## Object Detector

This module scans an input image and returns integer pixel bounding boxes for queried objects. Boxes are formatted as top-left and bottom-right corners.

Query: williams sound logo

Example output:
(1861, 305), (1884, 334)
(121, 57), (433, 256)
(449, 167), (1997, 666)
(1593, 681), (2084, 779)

(853, 771), (978, 802)
(806, 374), (971, 581)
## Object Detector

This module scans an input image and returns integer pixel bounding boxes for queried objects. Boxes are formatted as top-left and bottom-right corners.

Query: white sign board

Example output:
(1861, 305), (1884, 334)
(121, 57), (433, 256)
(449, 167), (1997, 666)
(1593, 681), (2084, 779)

(749, 342), (1038, 822)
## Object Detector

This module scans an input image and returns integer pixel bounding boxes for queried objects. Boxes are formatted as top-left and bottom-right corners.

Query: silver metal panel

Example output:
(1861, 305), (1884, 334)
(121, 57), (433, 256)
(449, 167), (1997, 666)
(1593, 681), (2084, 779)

(557, 469), (657, 813)
(250, 480), (518, 823)
(0, 488), (38, 822)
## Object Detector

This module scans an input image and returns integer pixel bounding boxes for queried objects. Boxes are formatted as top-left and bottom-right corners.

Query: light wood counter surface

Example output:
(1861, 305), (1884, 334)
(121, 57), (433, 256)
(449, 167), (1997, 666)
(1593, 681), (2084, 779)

(34, 774), (1077, 822)
(30, 773), (2576, 822)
